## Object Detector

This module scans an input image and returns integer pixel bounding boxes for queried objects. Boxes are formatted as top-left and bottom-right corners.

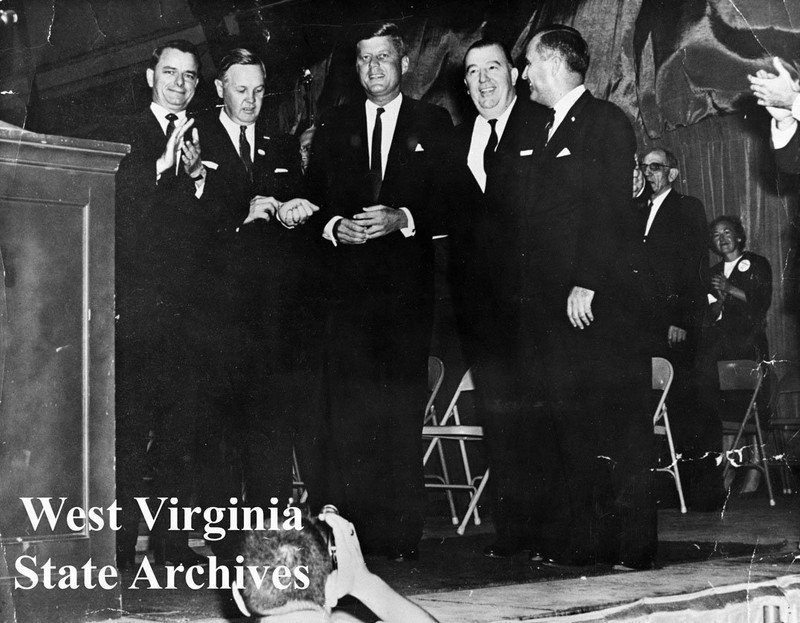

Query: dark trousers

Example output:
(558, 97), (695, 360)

(324, 295), (430, 553)
(472, 321), (564, 553)
(192, 319), (302, 555)
(525, 296), (655, 567)
(115, 308), (201, 555)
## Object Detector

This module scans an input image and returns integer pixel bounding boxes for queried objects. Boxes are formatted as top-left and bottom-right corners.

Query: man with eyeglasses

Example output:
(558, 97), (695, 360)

(635, 149), (715, 510)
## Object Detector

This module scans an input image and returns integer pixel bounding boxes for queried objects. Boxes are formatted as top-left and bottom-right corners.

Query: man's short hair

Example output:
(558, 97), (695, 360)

(216, 48), (266, 82)
(149, 39), (201, 71)
(355, 22), (407, 58)
(463, 38), (514, 71)
(240, 522), (332, 616)
(532, 25), (589, 78)
(644, 148), (679, 170)
(709, 215), (747, 249)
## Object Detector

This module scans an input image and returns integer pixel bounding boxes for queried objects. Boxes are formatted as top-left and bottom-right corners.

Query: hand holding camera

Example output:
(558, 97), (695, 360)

(319, 508), (368, 606)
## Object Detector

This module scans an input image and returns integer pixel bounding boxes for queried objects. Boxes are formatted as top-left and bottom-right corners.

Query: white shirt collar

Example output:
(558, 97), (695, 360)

(550, 84), (586, 135)
(643, 187), (672, 238)
(467, 97), (518, 192)
(365, 94), (403, 177)
(650, 186), (672, 208)
(219, 109), (256, 160)
(476, 95), (517, 139)
(150, 102), (186, 134)
(366, 93), (403, 117)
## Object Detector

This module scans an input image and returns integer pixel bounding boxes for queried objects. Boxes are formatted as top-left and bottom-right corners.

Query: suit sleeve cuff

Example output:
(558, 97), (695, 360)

(772, 117), (798, 149)
(399, 207), (415, 237)
(192, 167), (206, 199)
(323, 216), (343, 246)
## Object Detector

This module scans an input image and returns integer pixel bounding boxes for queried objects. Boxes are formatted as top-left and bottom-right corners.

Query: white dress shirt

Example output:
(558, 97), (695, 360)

(644, 187), (672, 238)
(150, 101), (187, 133)
(149, 102), (204, 197)
(467, 97), (517, 192)
(548, 84), (586, 141)
(771, 95), (800, 149)
(366, 94), (402, 177)
(323, 93), (415, 245)
(218, 109), (255, 162)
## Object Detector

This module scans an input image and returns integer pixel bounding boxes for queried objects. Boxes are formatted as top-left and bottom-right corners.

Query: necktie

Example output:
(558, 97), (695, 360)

(165, 113), (177, 142)
(484, 118), (498, 175)
(239, 125), (253, 181)
(643, 198), (655, 241)
(544, 108), (555, 145)
(370, 107), (385, 202)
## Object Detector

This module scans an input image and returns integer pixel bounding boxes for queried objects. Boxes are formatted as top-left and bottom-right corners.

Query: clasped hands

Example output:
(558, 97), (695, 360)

(156, 117), (203, 178)
(748, 57), (800, 125)
(711, 273), (731, 299)
(335, 205), (407, 244)
(245, 196), (319, 227)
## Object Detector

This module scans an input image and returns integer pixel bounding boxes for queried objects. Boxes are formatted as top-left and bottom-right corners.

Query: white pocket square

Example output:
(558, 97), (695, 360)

(274, 168), (288, 173)
(202, 160), (219, 170)
(519, 149), (533, 157)
(415, 144), (425, 152)
(556, 147), (571, 158)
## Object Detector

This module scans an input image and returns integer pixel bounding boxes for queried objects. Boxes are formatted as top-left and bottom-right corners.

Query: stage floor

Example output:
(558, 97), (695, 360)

(104, 492), (800, 623)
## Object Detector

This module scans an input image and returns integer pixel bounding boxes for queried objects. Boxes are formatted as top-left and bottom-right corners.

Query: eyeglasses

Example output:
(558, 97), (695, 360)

(637, 163), (671, 173)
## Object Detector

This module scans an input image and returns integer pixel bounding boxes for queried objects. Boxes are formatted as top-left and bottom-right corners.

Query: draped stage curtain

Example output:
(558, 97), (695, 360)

(214, 0), (800, 364)
(643, 113), (800, 366)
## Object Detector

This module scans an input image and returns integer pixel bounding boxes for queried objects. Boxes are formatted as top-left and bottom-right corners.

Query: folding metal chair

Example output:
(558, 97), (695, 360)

(651, 357), (687, 513)
(718, 359), (775, 507)
(771, 367), (800, 494)
(291, 448), (308, 505)
(422, 356), (459, 522)
(422, 367), (490, 535)
(424, 356), (445, 425)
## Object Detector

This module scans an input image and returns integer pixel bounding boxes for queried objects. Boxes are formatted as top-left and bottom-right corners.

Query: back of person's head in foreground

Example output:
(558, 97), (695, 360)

(235, 516), (332, 619)
(233, 511), (440, 623)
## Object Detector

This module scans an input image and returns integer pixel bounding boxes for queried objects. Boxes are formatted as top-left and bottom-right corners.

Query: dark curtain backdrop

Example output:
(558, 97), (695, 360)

(2, 0), (798, 363)
(642, 112), (800, 367)
(278, 0), (800, 367)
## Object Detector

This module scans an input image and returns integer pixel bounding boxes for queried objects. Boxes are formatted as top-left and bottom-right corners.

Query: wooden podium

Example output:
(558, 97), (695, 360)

(0, 124), (128, 621)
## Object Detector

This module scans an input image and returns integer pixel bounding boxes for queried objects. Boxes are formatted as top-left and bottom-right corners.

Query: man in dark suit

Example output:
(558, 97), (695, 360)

(517, 25), (653, 569)
(195, 49), (321, 545)
(635, 148), (717, 509)
(447, 39), (554, 560)
(307, 23), (452, 561)
(100, 39), (210, 567)
(637, 148), (708, 355)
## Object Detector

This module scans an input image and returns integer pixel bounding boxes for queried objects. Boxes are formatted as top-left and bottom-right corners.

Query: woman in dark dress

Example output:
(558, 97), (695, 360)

(696, 215), (772, 495)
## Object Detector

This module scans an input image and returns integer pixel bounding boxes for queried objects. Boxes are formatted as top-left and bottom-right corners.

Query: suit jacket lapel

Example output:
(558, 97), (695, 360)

(253, 122), (271, 179)
(542, 90), (592, 158)
(351, 105), (369, 174)
(143, 109), (169, 158)
(455, 119), (484, 197)
(647, 192), (674, 240)
(490, 101), (532, 198)
(382, 98), (413, 197)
